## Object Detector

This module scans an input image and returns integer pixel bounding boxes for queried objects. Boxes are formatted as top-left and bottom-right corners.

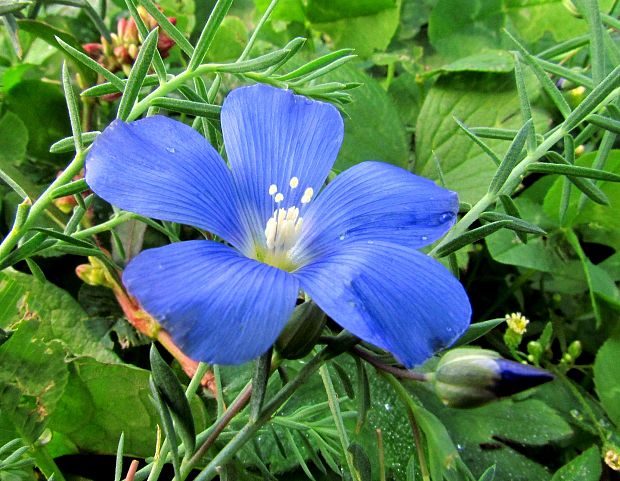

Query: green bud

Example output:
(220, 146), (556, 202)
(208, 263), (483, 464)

(527, 341), (543, 363)
(275, 300), (326, 359)
(568, 340), (582, 360)
(432, 348), (554, 408)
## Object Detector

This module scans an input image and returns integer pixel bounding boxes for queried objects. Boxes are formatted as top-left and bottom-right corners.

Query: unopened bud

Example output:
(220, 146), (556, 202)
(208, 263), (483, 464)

(276, 300), (325, 359)
(432, 348), (554, 408)
(75, 256), (116, 289)
(527, 341), (543, 364)
(568, 340), (582, 359)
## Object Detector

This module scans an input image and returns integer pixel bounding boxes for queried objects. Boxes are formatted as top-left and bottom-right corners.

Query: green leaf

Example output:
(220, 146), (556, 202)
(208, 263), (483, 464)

(428, 0), (504, 61)
(4, 80), (71, 164)
(49, 131), (99, 154)
(543, 150), (620, 249)
(437, 50), (515, 74)
(593, 333), (620, 426)
(348, 443), (372, 481)
(505, 0), (614, 44)
(139, 0), (194, 56)
(117, 28), (159, 121)
(310, 0), (400, 58)
(205, 15), (247, 62)
(189, 0), (233, 70)
(0, 270), (118, 363)
(324, 65), (408, 172)
(587, 113), (620, 134)
(0, 318), (68, 445)
(550, 446), (601, 481)
(415, 72), (547, 204)
(0, 111), (27, 167)
(0, 0), (31, 15)
(149, 98), (221, 118)
(454, 318), (505, 347)
(489, 119), (532, 193)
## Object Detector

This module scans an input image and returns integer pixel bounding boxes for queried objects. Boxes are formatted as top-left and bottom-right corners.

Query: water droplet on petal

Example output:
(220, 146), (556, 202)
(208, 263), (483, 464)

(166, 147), (176, 153)
(439, 212), (454, 223)
(339, 234), (346, 240)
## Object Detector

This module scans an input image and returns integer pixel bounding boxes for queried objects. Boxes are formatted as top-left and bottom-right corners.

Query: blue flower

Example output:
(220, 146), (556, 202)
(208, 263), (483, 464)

(85, 84), (471, 367)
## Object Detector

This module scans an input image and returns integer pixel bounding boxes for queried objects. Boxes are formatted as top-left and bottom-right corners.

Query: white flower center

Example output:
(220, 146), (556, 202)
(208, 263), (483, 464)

(261, 178), (314, 270)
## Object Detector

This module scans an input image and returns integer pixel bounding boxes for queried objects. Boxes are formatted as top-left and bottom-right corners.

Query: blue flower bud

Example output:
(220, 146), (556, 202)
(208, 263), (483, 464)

(276, 300), (326, 360)
(432, 348), (554, 408)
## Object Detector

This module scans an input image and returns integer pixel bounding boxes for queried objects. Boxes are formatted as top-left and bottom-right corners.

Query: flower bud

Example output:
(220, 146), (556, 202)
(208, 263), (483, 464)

(432, 348), (554, 408)
(276, 300), (325, 359)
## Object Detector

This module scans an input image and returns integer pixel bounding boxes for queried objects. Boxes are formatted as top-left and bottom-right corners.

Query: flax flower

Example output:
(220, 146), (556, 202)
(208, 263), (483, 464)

(85, 84), (471, 366)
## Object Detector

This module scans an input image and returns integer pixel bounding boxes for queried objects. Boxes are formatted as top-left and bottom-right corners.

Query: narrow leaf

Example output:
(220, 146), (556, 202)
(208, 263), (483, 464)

(513, 54), (536, 152)
(283, 430), (317, 481)
(545, 151), (609, 205)
(149, 345), (196, 454)
(348, 443), (372, 481)
(81, 75), (160, 97)
(276, 49), (355, 81)
(61, 62), (83, 153)
(488, 119), (532, 193)
(587, 113), (620, 133)
(29, 228), (95, 249)
(506, 31), (572, 118)
(117, 28), (159, 121)
(454, 117), (501, 166)
(139, 0), (193, 55)
(354, 357), (370, 433)
(124, 0), (166, 81)
(479, 212), (546, 235)
(527, 163), (620, 181)
(114, 432), (125, 481)
(55, 36), (124, 91)
(149, 98), (221, 119)
(148, 377), (181, 479)
(478, 465), (496, 481)
(498, 194), (527, 242)
(50, 132), (100, 153)
(470, 127), (518, 140)
(436, 221), (512, 257)
(188, 0), (233, 70)
(564, 62), (620, 131)
(0, 1), (32, 15)
(332, 361), (355, 399)
(249, 349), (271, 422)
(454, 318), (504, 347)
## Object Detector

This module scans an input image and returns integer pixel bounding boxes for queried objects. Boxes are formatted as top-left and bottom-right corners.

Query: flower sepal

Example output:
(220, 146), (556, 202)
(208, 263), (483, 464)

(430, 348), (554, 408)
(276, 300), (326, 360)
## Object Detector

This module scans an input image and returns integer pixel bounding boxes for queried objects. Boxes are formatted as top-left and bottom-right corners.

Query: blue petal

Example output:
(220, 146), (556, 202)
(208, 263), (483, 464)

(291, 161), (459, 264)
(221, 84), (344, 247)
(123, 240), (299, 364)
(294, 241), (471, 367)
(86, 116), (249, 251)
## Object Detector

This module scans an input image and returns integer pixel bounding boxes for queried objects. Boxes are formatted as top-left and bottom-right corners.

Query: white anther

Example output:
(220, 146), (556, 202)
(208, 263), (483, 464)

(269, 184), (278, 196)
(301, 187), (314, 204)
(289, 177), (299, 188)
(264, 217), (277, 249)
(275, 193), (284, 203)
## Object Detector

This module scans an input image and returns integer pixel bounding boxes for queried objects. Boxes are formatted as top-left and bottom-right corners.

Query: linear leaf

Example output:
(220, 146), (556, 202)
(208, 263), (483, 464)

(61, 62), (83, 153)
(189, 0), (233, 70)
(564, 62), (620, 131)
(50, 132), (100, 153)
(149, 98), (221, 119)
(498, 194), (527, 242)
(527, 162), (620, 181)
(479, 212), (546, 235)
(587, 113), (620, 133)
(124, 0), (166, 81)
(117, 28), (159, 120)
(0, 1), (31, 15)
(81, 75), (161, 97)
(506, 31), (571, 118)
(139, 0), (193, 55)
(470, 127), (519, 140)
(436, 221), (512, 257)
(454, 117), (501, 166)
(148, 377), (181, 479)
(50, 179), (89, 199)
(454, 318), (504, 347)
(488, 119), (532, 193)
(55, 37), (124, 91)
(276, 49), (355, 81)
(513, 54), (536, 152)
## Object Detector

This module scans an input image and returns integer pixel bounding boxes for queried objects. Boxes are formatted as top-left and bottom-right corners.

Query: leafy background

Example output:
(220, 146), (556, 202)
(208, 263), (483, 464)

(1, 0), (620, 480)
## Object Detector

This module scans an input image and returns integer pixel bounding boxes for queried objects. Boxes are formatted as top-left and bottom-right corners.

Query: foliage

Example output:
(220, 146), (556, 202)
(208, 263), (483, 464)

(0, 0), (619, 480)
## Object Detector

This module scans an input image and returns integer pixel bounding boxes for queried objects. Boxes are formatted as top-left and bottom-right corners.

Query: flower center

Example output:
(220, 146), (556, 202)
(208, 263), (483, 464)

(260, 177), (314, 271)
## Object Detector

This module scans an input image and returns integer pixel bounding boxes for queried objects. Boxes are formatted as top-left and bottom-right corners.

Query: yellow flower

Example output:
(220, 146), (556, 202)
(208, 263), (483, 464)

(505, 312), (529, 335)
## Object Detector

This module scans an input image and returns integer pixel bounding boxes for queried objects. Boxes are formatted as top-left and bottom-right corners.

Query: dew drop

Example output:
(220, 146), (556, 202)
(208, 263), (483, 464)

(367, 240), (374, 245)
(439, 212), (453, 223)
(383, 403), (392, 411)
(421, 236), (428, 241)
(166, 147), (176, 153)
(339, 233), (346, 240)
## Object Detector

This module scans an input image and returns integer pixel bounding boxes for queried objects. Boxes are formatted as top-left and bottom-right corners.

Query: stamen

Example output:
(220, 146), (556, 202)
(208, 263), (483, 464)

(275, 193), (284, 203)
(269, 184), (278, 196)
(301, 187), (314, 204)
(289, 177), (299, 188)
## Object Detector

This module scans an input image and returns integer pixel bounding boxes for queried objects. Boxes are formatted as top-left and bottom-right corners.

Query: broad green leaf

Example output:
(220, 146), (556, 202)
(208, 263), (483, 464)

(311, 0), (400, 57)
(206, 15), (247, 61)
(428, 0), (504, 60)
(437, 50), (515, 74)
(593, 333), (620, 426)
(47, 358), (161, 457)
(504, 0), (615, 44)
(325, 65), (408, 172)
(415, 72), (546, 204)
(543, 150), (620, 250)
(254, 0), (306, 23)
(0, 270), (118, 363)
(550, 445), (601, 481)
(0, 318), (68, 446)
(0, 112), (27, 166)
(4, 80), (71, 165)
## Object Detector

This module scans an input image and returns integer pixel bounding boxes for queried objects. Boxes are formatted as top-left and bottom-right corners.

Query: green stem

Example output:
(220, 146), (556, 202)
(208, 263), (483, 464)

(319, 364), (358, 481)
(191, 338), (353, 481)
(429, 124), (567, 257)
(0, 151), (85, 262)
(31, 444), (67, 481)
